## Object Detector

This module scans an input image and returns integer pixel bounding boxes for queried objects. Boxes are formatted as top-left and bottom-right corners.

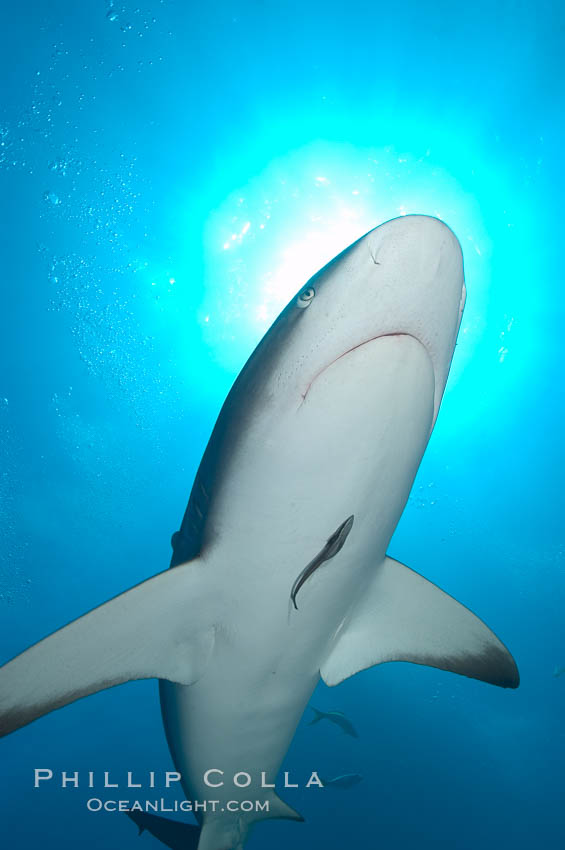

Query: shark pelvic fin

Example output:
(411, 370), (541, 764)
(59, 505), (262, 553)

(0, 561), (216, 737)
(321, 556), (519, 689)
(197, 794), (303, 850)
(257, 793), (304, 823)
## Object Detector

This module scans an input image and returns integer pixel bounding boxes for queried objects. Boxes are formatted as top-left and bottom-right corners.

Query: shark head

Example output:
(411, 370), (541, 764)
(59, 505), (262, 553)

(194, 214), (466, 570)
(253, 213), (465, 427)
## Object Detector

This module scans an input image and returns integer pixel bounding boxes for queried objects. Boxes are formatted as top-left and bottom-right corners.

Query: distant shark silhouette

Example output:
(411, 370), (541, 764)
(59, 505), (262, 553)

(309, 707), (358, 737)
(319, 773), (363, 789)
(127, 811), (200, 850)
(0, 216), (519, 850)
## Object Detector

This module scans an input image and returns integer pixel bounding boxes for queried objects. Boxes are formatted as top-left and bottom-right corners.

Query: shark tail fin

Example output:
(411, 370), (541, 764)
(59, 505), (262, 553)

(308, 706), (325, 725)
(0, 561), (216, 737)
(321, 556), (519, 689)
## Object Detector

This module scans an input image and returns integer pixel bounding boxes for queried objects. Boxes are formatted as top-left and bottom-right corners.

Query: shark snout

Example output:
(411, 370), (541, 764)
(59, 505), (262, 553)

(365, 213), (457, 263)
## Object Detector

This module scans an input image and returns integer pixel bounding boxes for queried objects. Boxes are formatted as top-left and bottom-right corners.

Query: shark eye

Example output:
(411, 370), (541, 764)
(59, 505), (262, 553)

(296, 287), (315, 309)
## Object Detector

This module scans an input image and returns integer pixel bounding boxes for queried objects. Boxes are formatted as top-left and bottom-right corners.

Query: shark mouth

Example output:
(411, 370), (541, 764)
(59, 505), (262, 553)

(300, 332), (433, 406)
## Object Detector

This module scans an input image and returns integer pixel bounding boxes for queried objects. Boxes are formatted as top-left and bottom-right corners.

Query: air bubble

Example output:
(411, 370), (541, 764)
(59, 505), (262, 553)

(43, 190), (61, 205)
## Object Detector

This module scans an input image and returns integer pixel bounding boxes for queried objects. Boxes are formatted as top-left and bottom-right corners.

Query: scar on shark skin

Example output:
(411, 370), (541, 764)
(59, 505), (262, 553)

(290, 515), (355, 610)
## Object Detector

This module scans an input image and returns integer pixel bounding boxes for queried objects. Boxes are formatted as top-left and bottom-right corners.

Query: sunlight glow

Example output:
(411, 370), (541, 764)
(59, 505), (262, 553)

(188, 135), (536, 433)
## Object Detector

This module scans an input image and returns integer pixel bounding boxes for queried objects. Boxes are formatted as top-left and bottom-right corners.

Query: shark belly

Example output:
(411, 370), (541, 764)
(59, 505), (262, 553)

(159, 334), (437, 820)
(160, 654), (318, 811)
(193, 335), (435, 583)
(158, 568), (343, 810)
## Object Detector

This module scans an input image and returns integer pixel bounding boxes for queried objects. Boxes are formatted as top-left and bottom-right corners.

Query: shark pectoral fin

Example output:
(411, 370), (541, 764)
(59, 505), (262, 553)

(0, 562), (216, 737)
(198, 793), (304, 850)
(320, 556), (519, 689)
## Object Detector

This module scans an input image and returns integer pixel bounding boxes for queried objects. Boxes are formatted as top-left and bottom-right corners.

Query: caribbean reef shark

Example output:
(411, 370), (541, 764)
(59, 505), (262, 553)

(0, 215), (518, 850)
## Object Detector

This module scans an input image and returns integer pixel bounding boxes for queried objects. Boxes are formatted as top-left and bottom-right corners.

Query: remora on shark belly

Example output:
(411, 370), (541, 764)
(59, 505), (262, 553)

(0, 215), (518, 850)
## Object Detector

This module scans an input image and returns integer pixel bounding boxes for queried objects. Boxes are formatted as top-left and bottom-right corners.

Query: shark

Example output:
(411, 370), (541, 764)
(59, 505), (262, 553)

(0, 215), (519, 850)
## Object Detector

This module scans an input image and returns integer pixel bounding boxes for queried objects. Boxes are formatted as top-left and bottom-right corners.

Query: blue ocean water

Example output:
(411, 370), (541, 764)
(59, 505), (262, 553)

(1, 1), (563, 848)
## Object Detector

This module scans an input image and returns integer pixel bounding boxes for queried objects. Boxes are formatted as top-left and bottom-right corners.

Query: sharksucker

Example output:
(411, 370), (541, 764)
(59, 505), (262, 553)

(290, 515), (354, 610)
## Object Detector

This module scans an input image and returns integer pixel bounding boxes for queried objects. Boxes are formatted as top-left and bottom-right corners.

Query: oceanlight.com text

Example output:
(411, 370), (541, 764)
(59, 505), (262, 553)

(86, 798), (270, 814)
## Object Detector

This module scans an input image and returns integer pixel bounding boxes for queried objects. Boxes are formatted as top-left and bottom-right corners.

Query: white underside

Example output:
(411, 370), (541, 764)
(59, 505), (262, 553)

(0, 331), (518, 850)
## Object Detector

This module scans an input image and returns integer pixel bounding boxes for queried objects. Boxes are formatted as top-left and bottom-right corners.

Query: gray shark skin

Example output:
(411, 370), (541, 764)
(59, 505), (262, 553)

(0, 216), (519, 850)
(309, 707), (358, 737)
